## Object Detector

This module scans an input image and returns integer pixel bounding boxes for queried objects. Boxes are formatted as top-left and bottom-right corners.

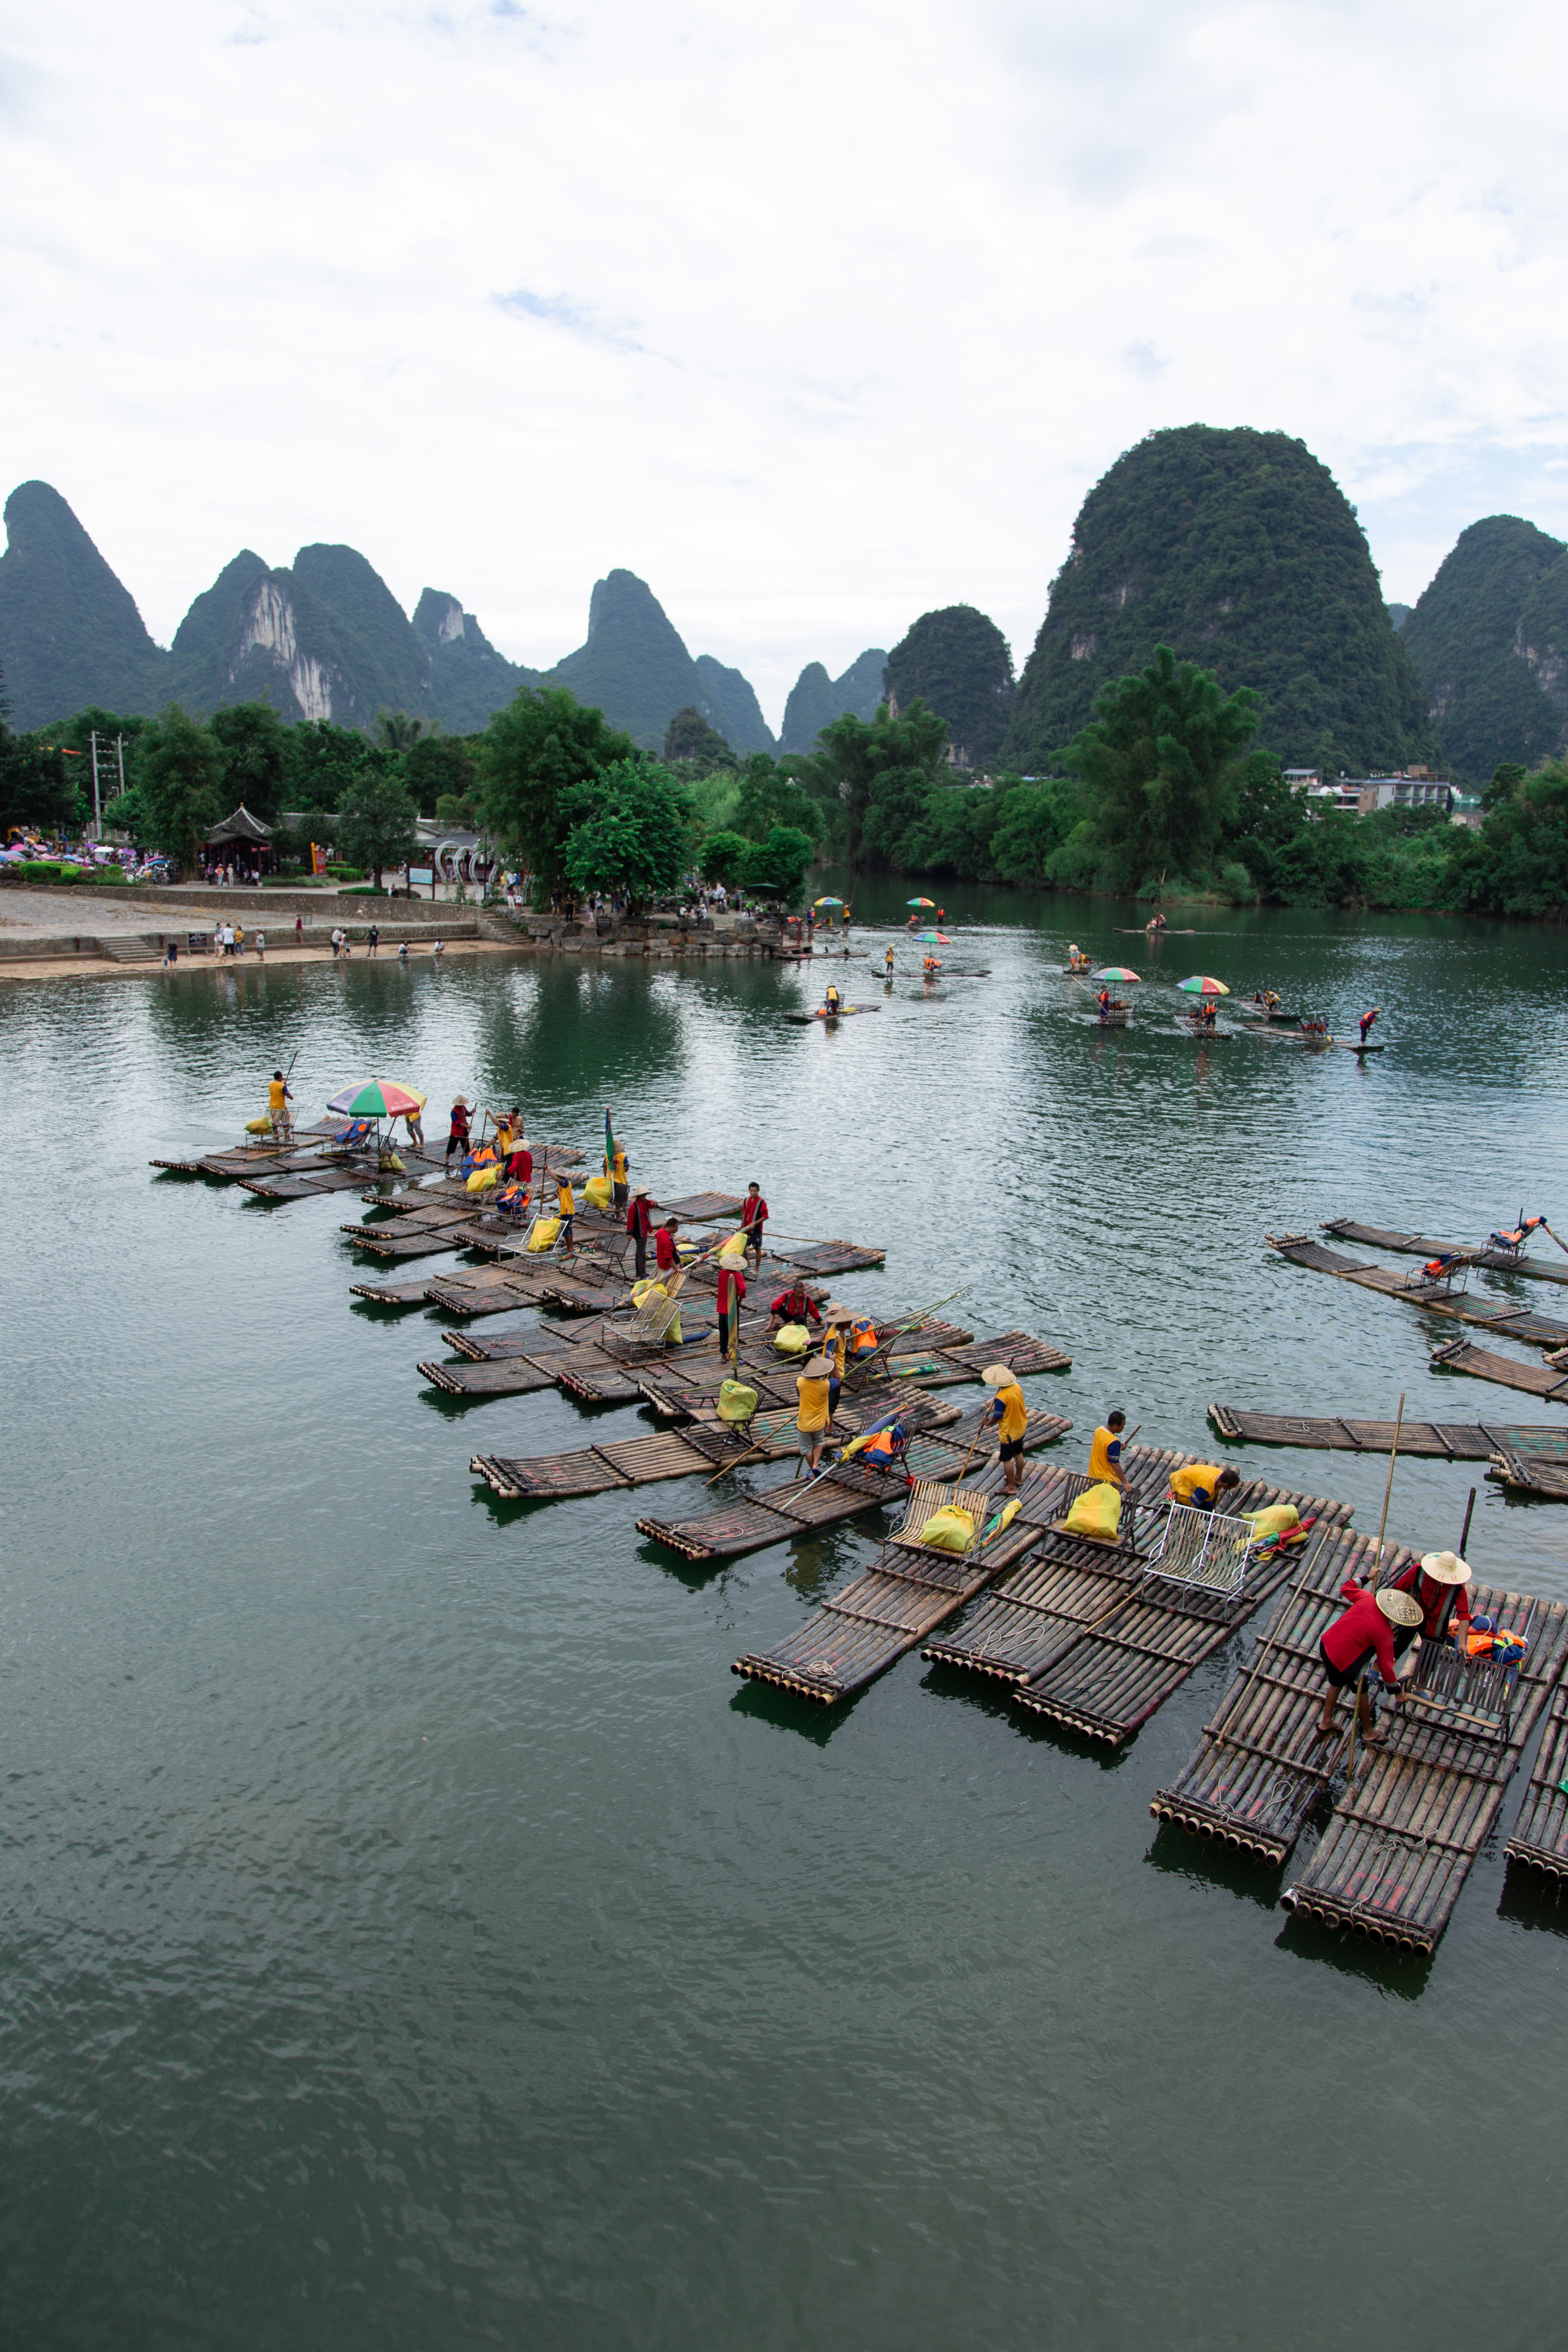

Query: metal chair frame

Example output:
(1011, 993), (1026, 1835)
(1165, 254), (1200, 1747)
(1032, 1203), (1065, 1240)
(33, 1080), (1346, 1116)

(1403, 1600), (1538, 1742)
(1141, 1502), (1259, 1604)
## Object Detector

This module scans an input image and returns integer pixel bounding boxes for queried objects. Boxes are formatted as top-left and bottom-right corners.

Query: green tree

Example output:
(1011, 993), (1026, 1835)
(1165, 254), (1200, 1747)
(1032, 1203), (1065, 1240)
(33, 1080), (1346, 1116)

(740, 824), (814, 903)
(0, 670), (81, 835)
(1220, 752), (1309, 892)
(700, 829), (752, 886)
(1484, 760), (1527, 812)
(990, 779), (1082, 884)
(562, 759), (691, 905)
(133, 705), (226, 875)
(210, 700), (289, 824)
(734, 753), (822, 845)
(1447, 761), (1568, 914)
(337, 766), (420, 891)
(480, 686), (635, 893)
(1065, 645), (1259, 888)
(663, 705), (735, 770)
(884, 605), (1015, 768)
(376, 711), (428, 753)
(800, 698), (951, 871)
(408, 732), (479, 817)
(282, 718), (381, 814)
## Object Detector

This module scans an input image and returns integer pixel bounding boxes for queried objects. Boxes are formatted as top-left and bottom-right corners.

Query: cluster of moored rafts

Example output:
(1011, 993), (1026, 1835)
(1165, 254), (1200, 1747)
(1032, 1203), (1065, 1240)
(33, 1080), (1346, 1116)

(154, 1131), (1568, 1952)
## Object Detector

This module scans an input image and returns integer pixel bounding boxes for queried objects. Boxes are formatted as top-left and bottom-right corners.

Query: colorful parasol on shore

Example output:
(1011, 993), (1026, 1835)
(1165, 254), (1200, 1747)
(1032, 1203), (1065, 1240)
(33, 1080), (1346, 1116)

(1093, 965), (1140, 983)
(1176, 975), (1229, 996)
(327, 1080), (426, 1118)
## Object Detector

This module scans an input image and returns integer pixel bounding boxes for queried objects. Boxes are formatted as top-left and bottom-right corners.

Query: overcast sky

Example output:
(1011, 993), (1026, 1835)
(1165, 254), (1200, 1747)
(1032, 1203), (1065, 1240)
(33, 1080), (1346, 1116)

(6, 0), (1568, 726)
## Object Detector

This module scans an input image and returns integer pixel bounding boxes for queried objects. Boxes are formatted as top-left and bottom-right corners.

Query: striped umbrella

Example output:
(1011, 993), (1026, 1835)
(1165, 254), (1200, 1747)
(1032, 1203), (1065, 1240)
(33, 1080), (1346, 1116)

(1092, 965), (1140, 983)
(1176, 975), (1230, 996)
(327, 1079), (426, 1117)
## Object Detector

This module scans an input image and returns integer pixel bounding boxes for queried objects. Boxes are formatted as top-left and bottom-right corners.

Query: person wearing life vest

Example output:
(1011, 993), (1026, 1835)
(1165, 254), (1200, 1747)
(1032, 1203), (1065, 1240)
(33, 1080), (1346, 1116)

(984, 1363), (1029, 1493)
(884, 944), (895, 977)
(1389, 1548), (1472, 1644)
(1317, 1581), (1423, 1738)
(769, 1282), (821, 1330)
(1359, 1006), (1380, 1044)
(1168, 1463), (1241, 1512)
(1089, 1412), (1127, 1490)
(1098, 987), (1112, 1018)
(846, 1313), (879, 1363)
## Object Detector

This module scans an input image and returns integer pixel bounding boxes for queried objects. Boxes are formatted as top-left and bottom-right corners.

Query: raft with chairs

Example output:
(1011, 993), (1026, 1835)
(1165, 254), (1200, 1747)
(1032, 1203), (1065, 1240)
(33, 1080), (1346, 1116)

(1322, 1215), (1568, 1287)
(926, 1450), (1348, 1745)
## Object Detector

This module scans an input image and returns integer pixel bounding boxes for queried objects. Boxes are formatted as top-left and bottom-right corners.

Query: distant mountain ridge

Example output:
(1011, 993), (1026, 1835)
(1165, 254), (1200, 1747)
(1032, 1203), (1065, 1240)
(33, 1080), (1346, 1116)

(1399, 516), (1568, 781)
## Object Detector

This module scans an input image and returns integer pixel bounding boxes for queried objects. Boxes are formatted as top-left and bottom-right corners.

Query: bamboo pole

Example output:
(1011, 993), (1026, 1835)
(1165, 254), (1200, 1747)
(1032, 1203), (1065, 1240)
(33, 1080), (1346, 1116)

(1372, 1393), (1407, 1576)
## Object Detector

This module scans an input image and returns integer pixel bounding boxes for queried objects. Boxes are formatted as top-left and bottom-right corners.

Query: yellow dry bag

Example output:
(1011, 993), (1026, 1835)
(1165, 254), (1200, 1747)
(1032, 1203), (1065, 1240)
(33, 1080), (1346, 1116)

(526, 1215), (561, 1252)
(718, 1379), (758, 1424)
(919, 1504), (976, 1554)
(583, 1174), (612, 1210)
(1064, 1482), (1122, 1539)
(773, 1322), (810, 1356)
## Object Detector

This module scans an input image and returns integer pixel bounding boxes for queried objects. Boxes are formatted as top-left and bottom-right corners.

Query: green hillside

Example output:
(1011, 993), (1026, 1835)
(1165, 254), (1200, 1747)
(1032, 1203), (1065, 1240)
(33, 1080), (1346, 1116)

(0, 481), (169, 726)
(1004, 426), (1436, 776)
(884, 604), (1013, 768)
(778, 648), (889, 751)
(1400, 516), (1568, 782)
(413, 590), (538, 733)
(552, 570), (752, 752)
(692, 654), (774, 755)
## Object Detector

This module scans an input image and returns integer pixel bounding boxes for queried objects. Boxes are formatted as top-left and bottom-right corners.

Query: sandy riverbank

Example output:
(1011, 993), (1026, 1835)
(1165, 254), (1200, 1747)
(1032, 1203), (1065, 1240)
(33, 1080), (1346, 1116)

(0, 938), (519, 984)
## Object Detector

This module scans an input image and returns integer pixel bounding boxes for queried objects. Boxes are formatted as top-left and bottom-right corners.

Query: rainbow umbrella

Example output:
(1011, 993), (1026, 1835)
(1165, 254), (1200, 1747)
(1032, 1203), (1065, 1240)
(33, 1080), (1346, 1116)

(1093, 965), (1140, 983)
(906, 896), (936, 908)
(916, 930), (951, 944)
(814, 895), (845, 907)
(327, 1079), (426, 1118)
(1176, 975), (1230, 997)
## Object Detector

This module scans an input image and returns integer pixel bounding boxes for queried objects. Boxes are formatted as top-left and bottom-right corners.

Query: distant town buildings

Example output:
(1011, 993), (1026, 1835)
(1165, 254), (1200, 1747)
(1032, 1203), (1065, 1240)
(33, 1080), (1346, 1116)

(1288, 766), (1475, 823)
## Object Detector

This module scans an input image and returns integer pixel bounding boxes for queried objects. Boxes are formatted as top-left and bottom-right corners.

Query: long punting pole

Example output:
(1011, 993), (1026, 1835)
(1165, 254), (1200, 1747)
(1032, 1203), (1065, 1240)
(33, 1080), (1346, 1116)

(1540, 1220), (1568, 1264)
(1371, 1392), (1407, 1579)
(1459, 1485), (1478, 1557)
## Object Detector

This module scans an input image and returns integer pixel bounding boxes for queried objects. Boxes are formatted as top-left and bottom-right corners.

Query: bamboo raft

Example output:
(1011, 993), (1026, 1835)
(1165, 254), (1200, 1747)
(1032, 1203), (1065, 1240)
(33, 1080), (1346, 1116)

(1154, 1533), (1568, 1949)
(639, 1404), (1072, 1563)
(1209, 1404), (1568, 1462)
(1268, 1236), (1568, 1349)
(1322, 1217), (1568, 1288)
(1429, 1336), (1568, 1404)
(924, 1449), (1350, 1745)
(731, 1461), (1075, 1704)
(1504, 1674), (1568, 1880)
(475, 1381), (967, 1507)
(1279, 1583), (1568, 1949)
(1151, 1527), (1416, 1863)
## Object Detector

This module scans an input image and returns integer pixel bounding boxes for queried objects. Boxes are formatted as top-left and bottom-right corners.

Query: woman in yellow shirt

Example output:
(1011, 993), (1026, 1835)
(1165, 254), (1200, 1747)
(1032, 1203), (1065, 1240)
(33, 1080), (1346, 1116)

(984, 1365), (1029, 1492)
(796, 1358), (834, 1472)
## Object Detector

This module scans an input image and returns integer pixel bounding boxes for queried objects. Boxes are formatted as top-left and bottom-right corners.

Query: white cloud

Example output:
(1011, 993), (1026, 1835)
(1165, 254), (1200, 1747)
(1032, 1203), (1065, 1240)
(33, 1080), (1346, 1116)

(4, 0), (1568, 723)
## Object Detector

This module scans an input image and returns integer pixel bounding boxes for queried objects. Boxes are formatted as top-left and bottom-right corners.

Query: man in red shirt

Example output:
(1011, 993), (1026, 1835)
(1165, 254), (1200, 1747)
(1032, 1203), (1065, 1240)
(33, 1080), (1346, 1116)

(1389, 1548), (1472, 1641)
(1317, 1580), (1423, 1738)
(769, 1282), (821, 1329)
(654, 1216), (681, 1275)
(740, 1182), (767, 1270)
(626, 1186), (657, 1279)
(716, 1259), (746, 1362)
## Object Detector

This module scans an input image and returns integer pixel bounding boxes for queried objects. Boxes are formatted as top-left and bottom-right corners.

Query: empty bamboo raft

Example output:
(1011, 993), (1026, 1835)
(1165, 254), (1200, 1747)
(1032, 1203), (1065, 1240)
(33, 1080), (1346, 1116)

(1323, 1217), (1568, 1288)
(1504, 1675), (1568, 1879)
(731, 1461), (1074, 1704)
(639, 1404), (1071, 1563)
(1151, 1526), (1414, 1863)
(1209, 1405), (1568, 1461)
(926, 1450), (1349, 1746)
(1268, 1237), (1568, 1349)
(1279, 1585), (1568, 1951)
(1428, 1336), (1568, 1404)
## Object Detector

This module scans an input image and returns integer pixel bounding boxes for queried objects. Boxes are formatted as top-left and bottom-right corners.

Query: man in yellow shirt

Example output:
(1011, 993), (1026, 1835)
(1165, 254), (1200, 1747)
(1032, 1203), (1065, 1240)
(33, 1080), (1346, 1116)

(984, 1364), (1029, 1493)
(267, 1069), (293, 1140)
(1089, 1412), (1128, 1489)
(795, 1356), (834, 1472)
(1168, 1463), (1241, 1511)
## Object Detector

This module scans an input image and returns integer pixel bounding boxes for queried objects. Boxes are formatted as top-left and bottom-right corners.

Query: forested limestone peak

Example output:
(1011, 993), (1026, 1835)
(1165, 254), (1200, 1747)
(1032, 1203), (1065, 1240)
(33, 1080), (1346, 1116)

(1400, 515), (1568, 782)
(884, 604), (1014, 769)
(1004, 425), (1435, 777)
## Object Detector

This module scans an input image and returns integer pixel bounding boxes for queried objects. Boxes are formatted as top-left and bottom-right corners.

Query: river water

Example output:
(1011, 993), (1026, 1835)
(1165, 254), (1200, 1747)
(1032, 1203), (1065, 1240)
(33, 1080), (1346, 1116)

(4, 884), (1568, 2349)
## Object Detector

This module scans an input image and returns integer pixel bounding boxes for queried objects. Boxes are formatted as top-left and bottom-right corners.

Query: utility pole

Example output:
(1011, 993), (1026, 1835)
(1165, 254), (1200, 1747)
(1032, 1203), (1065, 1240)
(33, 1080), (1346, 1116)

(89, 731), (104, 839)
(87, 732), (128, 840)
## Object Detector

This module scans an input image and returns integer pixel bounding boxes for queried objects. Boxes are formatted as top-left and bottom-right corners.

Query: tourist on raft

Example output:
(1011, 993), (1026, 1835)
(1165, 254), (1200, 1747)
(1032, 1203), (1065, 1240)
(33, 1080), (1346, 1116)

(1316, 1582), (1423, 1740)
(1359, 1006), (1381, 1043)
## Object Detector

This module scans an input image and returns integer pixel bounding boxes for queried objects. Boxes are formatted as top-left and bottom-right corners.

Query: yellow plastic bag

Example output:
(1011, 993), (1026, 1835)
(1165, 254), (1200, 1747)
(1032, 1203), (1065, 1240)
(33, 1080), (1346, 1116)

(1243, 1503), (1299, 1541)
(467, 1164), (500, 1195)
(1064, 1482), (1122, 1538)
(919, 1504), (976, 1553)
(631, 1278), (664, 1309)
(245, 1115), (271, 1135)
(718, 1379), (758, 1423)
(526, 1215), (561, 1252)
(717, 1232), (748, 1268)
(584, 1174), (612, 1210)
(773, 1322), (810, 1356)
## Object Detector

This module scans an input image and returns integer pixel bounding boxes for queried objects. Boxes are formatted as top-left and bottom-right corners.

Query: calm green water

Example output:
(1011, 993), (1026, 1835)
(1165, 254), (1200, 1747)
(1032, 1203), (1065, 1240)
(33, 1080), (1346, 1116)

(6, 886), (1568, 2350)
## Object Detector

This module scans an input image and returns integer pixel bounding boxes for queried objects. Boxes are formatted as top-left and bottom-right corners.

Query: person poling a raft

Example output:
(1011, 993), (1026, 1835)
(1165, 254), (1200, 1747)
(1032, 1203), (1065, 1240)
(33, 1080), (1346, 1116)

(1359, 1006), (1381, 1044)
(795, 1353), (834, 1473)
(823, 981), (842, 1016)
(1316, 1579), (1423, 1741)
(884, 944), (896, 977)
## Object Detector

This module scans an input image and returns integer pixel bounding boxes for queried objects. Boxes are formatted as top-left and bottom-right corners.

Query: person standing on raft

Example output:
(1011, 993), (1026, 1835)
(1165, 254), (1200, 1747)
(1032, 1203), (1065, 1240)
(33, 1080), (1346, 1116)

(795, 1354), (834, 1473)
(715, 1256), (746, 1362)
(1388, 1548), (1472, 1644)
(655, 1215), (681, 1275)
(740, 1182), (767, 1271)
(445, 1096), (472, 1166)
(1089, 1412), (1128, 1489)
(268, 1069), (294, 1140)
(884, 944), (896, 977)
(1359, 1006), (1381, 1044)
(984, 1364), (1029, 1493)
(626, 1186), (658, 1279)
(823, 981), (841, 1015)
(1317, 1581), (1423, 1740)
